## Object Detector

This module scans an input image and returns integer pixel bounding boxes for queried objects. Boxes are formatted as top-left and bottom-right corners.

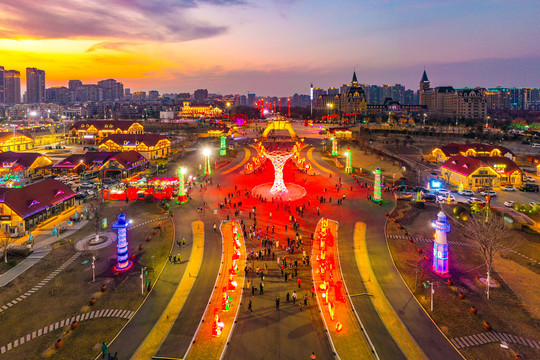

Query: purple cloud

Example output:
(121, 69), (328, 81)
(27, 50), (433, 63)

(0, 0), (244, 41)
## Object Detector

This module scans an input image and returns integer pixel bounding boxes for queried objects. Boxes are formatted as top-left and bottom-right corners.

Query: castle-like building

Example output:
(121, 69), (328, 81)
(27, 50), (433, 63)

(419, 70), (488, 121)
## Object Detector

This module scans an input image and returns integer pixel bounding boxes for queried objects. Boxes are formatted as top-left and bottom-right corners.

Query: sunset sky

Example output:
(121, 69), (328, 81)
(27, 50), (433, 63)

(1, 0), (539, 96)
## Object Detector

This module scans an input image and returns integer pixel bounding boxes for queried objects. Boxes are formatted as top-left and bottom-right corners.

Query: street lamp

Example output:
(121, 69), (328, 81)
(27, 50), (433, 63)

(203, 148), (211, 175)
(326, 103), (333, 120)
(423, 113), (427, 126)
(486, 116), (490, 129)
(226, 102), (231, 118)
(92, 256), (96, 282)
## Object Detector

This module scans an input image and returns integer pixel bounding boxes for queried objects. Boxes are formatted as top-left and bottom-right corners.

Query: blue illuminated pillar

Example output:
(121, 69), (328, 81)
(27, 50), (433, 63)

(432, 211), (450, 275)
(113, 211), (132, 272)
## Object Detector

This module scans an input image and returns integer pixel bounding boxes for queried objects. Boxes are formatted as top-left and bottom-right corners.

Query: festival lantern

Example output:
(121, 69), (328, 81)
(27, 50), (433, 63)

(344, 147), (352, 174)
(177, 166), (188, 203)
(220, 135), (227, 156)
(263, 151), (293, 195)
(331, 137), (338, 156)
(112, 212), (133, 272)
(373, 168), (382, 203)
(212, 308), (225, 336)
(432, 211), (451, 275)
(203, 148), (212, 175)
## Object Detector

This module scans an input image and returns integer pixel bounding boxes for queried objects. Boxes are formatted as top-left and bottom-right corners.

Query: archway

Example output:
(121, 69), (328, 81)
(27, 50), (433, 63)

(260, 120), (298, 140)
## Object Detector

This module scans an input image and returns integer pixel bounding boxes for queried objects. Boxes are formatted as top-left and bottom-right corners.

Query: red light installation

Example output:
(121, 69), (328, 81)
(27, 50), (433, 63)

(212, 308), (225, 336)
(287, 98), (291, 117)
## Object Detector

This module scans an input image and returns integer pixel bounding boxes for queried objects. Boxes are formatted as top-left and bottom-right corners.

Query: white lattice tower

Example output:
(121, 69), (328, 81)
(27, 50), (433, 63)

(263, 150), (293, 195)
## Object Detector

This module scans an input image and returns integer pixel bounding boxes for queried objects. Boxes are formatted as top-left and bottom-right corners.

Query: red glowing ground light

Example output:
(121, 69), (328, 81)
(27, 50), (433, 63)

(113, 260), (133, 273)
(336, 322), (343, 332)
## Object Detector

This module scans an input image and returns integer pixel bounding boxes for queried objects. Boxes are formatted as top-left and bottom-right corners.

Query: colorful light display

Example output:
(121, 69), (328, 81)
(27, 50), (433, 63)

(373, 168), (382, 203)
(263, 150), (293, 195)
(344, 147), (352, 174)
(331, 137), (338, 156)
(177, 166), (188, 203)
(220, 135), (227, 156)
(432, 211), (450, 275)
(112, 211), (133, 272)
(212, 308), (225, 337)
(203, 148), (212, 175)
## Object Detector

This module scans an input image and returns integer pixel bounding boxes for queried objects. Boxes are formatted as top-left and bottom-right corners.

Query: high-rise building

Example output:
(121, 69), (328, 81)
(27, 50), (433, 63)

(68, 80), (83, 91)
(4, 70), (21, 104)
(26, 67), (46, 103)
(456, 88), (487, 120)
(419, 70), (430, 106)
(0, 66), (4, 103)
(148, 90), (159, 100)
(194, 89), (208, 103)
(327, 87), (339, 96)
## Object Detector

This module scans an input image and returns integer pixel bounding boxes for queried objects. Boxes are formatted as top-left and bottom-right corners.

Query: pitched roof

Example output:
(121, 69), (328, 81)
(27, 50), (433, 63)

(0, 151), (49, 169)
(352, 71), (358, 84)
(54, 152), (118, 168)
(70, 120), (140, 132)
(437, 143), (516, 158)
(420, 70), (429, 83)
(441, 155), (490, 177)
(101, 134), (169, 148)
(473, 156), (523, 175)
(112, 151), (147, 168)
(0, 179), (76, 219)
(0, 132), (32, 143)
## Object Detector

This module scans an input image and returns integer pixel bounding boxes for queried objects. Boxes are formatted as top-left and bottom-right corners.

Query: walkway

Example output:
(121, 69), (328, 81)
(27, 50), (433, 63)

(450, 332), (540, 350)
(0, 252), (81, 312)
(130, 221), (205, 360)
(0, 308), (134, 355)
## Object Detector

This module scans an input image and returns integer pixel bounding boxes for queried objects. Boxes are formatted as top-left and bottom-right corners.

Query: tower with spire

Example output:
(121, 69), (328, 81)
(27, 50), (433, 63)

(419, 68), (430, 106)
(339, 70), (366, 118)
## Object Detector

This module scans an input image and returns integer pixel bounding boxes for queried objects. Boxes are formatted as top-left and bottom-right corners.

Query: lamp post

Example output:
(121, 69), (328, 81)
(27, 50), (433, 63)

(486, 115), (490, 129)
(423, 113), (427, 126)
(226, 102), (231, 119)
(92, 256), (96, 282)
(203, 148), (211, 175)
(326, 103), (333, 120)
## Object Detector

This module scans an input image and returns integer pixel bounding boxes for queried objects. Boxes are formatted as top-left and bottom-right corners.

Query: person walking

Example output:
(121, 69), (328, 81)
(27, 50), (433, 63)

(276, 296), (280, 310)
(101, 342), (109, 358)
(311, 285), (316, 298)
(259, 282), (264, 295)
(248, 300), (253, 312)
(292, 291), (297, 304)
(297, 278), (301, 288)
(303, 294), (308, 307)
(311, 351), (317, 359)
(286, 292), (290, 303)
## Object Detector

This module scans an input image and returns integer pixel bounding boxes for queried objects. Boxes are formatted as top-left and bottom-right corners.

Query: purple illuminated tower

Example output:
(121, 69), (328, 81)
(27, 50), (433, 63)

(432, 211), (450, 275)
(113, 211), (133, 272)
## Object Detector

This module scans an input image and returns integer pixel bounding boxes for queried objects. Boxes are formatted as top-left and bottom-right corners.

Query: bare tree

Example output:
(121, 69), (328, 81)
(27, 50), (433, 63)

(0, 228), (15, 263)
(88, 192), (106, 243)
(463, 212), (510, 299)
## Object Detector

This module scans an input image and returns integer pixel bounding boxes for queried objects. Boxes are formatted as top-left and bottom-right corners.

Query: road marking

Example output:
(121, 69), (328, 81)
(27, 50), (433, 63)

(222, 147), (251, 174)
(307, 147), (335, 175)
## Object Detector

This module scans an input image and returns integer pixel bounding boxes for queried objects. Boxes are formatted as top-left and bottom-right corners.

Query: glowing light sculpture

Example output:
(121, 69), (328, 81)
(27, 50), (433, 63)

(331, 137), (338, 156)
(432, 211), (450, 275)
(203, 148), (211, 175)
(220, 135), (227, 156)
(263, 150), (293, 195)
(373, 168), (382, 203)
(344, 147), (352, 174)
(112, 211), (133, 272)
(177, 166), (188, 203)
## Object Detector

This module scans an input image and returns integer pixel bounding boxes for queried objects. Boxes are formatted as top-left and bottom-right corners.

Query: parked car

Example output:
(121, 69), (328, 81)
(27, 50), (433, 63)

(530, 202), (538, 207)
(86, 189), (95, 196)
(422, 193), (437, 202)
(68, 175), (78, 181)
(468, 197), (486, 205)
(75, 192), (87, 200)
(501, 186), (516, 191)
(80, 182), (95, 189)
(437, 194), (456, 203)
(504, 201), (515, 207)
(480, 190), (497, 197)
(458, 189), (474, 196)
(436, 189), (450, 196)
(519, 184), (539, 192)
(524, 176), (536, 183)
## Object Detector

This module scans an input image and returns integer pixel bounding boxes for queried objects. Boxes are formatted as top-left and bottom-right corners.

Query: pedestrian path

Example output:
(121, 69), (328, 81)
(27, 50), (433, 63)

(450, 332), (540, 350)
(306, 147), (334, 175)
(0, 252), (81, 310)
(130, 220), (205, 360)
(387, 234), (539, 264)
(0, 308), (135, 355)
(128, 215), (170, 231)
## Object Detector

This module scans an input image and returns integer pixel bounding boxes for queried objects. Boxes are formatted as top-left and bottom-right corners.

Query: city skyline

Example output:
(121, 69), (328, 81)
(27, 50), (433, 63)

(1, 1), (540, 95)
